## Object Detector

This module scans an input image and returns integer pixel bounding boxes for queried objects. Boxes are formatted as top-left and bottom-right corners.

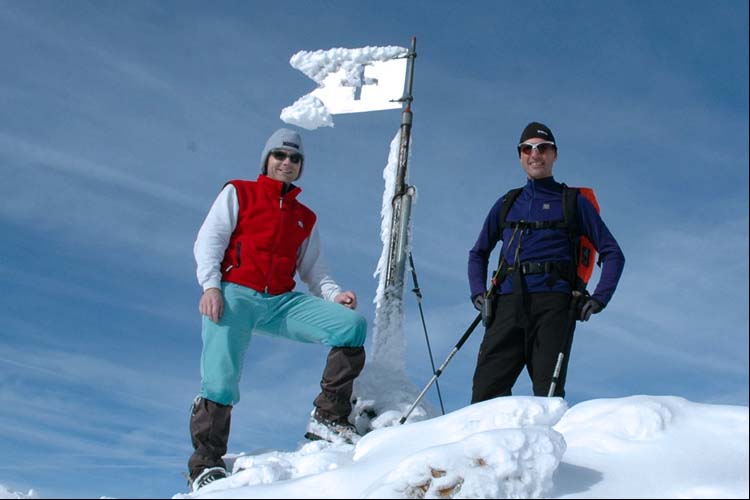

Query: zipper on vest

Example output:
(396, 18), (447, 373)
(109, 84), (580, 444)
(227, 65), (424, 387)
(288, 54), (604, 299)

(224, 242), (241, 273)
(264, 196), (285, 294)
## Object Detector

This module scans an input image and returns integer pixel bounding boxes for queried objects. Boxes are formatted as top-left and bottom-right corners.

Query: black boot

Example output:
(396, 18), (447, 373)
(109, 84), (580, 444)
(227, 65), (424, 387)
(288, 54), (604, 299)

(188, 396), (232, 483)
(306, 346), (365, 443)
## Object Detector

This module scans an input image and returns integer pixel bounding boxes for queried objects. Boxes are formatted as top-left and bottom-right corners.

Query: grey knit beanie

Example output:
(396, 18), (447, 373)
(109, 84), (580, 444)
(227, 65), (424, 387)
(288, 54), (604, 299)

(259, 128), (305, 179)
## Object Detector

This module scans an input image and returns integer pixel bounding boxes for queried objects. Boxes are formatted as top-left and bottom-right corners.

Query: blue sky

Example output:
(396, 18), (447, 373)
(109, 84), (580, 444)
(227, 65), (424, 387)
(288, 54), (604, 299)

(0, 1), (747, 498)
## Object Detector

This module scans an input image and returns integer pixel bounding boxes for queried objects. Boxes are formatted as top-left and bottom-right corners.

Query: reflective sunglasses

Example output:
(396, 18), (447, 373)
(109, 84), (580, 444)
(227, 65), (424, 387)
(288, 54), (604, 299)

(517, 141), (556, 156)
(270, 150), (303, 164)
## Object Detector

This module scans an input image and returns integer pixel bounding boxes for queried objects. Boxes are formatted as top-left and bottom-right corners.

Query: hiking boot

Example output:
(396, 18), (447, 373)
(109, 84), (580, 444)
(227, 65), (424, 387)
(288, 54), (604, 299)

(304, 409), (360, 444)
(190, 466), (228, 492)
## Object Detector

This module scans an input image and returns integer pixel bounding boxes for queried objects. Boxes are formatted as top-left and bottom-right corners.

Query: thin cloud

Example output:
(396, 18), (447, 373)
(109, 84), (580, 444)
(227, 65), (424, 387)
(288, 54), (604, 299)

(0, 132), (203, 211)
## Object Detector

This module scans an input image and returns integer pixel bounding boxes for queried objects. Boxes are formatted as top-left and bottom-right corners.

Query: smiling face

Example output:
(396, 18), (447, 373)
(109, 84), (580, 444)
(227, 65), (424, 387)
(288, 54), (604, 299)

(265, 149), (303, 183)
(519, 139), (557, 180)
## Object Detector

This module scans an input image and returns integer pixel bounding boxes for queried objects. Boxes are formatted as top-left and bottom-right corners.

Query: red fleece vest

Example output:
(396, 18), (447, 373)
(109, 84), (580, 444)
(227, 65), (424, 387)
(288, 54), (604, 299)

(220, 175), (317, 295)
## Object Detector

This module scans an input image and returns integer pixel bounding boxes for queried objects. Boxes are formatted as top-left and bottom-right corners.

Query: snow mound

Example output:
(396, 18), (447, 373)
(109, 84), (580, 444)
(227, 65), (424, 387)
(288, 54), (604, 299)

(178, 397), (567, 499)
(551, 395), (748, 498)
(174, 396), (748, 499)
(554, 395), (688, 452)
(364, 427), (566, 499)
(354, 396), (568, 462)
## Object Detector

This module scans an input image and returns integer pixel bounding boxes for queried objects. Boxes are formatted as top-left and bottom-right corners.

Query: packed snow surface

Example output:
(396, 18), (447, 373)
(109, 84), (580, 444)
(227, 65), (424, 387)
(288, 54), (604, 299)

(162, 395), (748, 499)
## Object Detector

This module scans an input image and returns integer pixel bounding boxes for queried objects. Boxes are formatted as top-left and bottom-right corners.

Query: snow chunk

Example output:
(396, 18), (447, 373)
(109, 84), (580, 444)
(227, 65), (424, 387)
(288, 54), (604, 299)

(289, 46), (407, 85)
(365, 427), (566, 499)
(226, 441), (354, 488)
(279, 94), (333, 130)
(280, 45), (407, 129)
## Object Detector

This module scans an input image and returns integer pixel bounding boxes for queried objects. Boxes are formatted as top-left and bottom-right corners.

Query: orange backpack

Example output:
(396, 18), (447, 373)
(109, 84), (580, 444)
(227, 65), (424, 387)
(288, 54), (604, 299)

(574, 187), (600, 286)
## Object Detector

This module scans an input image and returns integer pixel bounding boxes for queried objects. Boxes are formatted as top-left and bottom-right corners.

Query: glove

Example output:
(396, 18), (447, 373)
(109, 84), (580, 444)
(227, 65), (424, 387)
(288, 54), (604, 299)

(580, 298), (604, 321)
(472, 294), (485, 312)
(473, 293), (495, 327)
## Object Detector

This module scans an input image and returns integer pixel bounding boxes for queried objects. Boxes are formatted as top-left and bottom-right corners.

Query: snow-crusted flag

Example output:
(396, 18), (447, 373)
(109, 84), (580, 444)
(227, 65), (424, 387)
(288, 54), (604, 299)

(281, 46), (408, 130)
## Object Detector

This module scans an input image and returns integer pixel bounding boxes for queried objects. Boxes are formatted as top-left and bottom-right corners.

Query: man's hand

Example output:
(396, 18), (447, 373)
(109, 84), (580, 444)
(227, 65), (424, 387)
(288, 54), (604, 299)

(334, 291), (358, 310)
(580, 298), (604, 321)
(472, 294), (485, 312)
(199, 288), (224, 323)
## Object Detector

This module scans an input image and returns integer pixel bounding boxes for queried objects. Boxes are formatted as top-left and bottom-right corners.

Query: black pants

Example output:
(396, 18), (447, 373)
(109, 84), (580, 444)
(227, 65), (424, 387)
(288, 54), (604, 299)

(471, 292), (576, 402)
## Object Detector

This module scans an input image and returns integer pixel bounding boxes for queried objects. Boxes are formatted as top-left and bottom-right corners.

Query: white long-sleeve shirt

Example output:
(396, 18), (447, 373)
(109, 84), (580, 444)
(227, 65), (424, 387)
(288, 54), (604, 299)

(194, 184), (343, 302)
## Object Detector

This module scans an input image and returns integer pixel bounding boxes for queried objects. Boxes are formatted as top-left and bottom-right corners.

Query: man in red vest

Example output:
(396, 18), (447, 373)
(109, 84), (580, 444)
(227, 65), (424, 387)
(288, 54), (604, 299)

(188, 128), (367, 491)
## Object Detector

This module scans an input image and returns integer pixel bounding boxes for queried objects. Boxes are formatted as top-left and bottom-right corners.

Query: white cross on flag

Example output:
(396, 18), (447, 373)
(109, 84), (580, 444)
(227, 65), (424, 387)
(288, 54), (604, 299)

(281, 46), (408, 130)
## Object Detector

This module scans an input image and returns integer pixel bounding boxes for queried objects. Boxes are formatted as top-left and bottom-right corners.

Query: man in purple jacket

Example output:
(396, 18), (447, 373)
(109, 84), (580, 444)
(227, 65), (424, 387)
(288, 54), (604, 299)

(468, 122), (625, 401)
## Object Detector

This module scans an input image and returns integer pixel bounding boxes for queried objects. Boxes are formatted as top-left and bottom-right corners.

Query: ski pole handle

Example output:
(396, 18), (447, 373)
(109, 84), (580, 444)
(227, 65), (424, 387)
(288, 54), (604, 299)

(547, 352), (565, 397)
(547, 293), (583, 397)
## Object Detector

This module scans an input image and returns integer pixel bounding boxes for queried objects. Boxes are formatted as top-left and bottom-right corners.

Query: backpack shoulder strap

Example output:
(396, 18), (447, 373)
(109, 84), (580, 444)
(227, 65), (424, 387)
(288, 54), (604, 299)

(561, 184), (582, 289)
(561, 184), (580, 234)
(498, 187), (524, 228)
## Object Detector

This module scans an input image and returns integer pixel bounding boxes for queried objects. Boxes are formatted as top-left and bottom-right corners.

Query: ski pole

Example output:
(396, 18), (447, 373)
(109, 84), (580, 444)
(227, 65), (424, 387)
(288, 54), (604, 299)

(398, 228), (520, 425)
(547, 291), (583, 397)
(408, 252), (445, 415)
(399, 312), (482, 424)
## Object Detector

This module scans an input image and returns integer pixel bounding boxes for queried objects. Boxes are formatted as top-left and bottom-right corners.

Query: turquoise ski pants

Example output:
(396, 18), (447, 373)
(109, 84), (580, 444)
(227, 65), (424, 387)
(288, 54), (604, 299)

(200, 282), (367, 406)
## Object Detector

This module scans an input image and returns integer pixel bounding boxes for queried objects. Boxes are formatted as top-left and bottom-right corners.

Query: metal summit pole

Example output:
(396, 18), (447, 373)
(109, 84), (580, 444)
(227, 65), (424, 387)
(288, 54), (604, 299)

(384, 37), (417, 303)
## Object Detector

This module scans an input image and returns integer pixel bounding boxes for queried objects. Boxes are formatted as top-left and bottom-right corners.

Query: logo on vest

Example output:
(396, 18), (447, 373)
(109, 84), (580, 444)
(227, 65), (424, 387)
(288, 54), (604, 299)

(543, 203), (551, 210)
(298, 220), (304, 228)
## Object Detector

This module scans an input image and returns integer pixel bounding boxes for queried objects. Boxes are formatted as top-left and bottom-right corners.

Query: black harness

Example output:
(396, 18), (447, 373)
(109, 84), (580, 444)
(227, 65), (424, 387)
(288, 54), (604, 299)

(492, 184), (585, 293)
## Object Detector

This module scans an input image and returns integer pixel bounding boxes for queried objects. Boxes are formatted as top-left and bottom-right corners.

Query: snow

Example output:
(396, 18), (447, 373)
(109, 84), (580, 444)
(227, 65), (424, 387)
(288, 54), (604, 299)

(371, 130), (406, 372)
(280, 94), (334, 130)
(348, 128), (434, 434)
(281, 46), (407, 129)
(288, 46), (406, 84)
(113, 394), (749, 499)
(1, 395), (747, 498)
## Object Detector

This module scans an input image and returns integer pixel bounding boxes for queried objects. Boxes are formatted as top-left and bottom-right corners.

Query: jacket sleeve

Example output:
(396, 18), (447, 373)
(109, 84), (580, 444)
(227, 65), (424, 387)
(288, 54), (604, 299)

(297, 225), (343, 302)
(194, 185), (238, 291)
(468, 197), (505, 299)
(577, 195), (625, 306)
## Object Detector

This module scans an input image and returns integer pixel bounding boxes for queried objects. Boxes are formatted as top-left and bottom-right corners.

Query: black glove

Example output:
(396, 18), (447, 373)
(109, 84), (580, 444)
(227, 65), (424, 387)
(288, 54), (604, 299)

(473, 293), (495, 327)
(580, 298), (604, 321)
(472, 294), (485, 312)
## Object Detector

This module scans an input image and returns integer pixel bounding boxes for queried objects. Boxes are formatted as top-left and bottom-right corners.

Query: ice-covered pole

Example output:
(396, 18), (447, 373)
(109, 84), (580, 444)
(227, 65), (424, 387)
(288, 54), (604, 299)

(383, 37), (417, 304)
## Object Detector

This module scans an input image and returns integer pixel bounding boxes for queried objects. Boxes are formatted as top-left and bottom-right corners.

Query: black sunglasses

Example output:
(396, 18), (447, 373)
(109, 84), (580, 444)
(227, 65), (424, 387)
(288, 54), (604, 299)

(270, 150), (303, 164)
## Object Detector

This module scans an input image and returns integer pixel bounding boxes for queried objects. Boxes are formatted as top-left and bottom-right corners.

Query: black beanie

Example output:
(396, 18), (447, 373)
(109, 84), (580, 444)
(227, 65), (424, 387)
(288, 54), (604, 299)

(519, 122), (556, 145)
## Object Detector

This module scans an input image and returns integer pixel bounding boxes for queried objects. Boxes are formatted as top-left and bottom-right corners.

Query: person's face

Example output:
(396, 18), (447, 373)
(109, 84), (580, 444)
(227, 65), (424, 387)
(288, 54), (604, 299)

(518, 139), (557, 180)
(266, 149), (302, 183)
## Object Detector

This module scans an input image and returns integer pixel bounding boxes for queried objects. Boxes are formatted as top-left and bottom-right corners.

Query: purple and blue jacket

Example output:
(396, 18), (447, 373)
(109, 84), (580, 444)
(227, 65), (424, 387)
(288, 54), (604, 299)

(468, 176), (625, 307)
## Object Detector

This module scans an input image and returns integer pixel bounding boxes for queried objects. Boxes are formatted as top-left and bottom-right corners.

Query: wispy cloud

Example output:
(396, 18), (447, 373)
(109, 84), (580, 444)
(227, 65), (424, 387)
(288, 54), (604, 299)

(0, 132), (203, 211)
